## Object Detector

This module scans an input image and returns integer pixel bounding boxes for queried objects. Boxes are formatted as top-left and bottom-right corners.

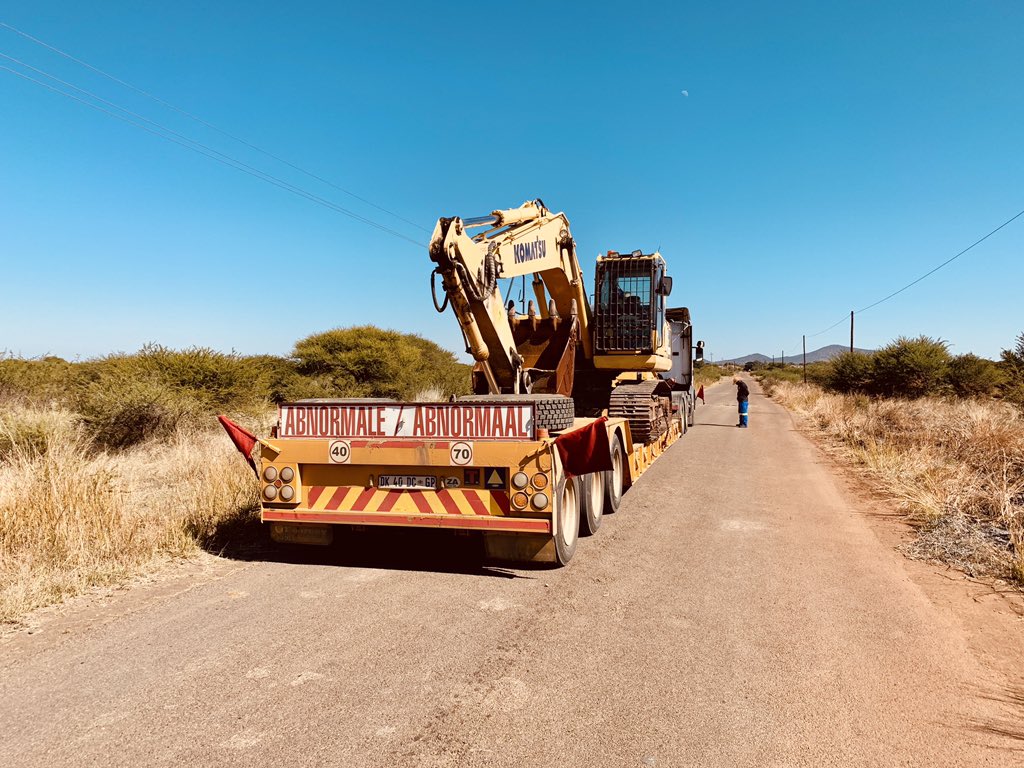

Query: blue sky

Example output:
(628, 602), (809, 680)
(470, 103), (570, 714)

(1, 1), (1021, 362)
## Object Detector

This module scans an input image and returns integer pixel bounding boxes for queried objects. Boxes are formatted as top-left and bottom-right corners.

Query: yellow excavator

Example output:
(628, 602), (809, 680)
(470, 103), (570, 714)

(429, 199), (701, 443)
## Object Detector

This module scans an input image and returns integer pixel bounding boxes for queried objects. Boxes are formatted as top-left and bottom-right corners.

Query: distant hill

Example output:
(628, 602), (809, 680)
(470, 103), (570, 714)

(719, 344), (875, 366)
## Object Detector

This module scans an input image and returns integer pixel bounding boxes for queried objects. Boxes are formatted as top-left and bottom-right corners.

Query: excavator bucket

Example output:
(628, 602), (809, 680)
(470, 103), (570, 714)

(512, 317), (578, 397)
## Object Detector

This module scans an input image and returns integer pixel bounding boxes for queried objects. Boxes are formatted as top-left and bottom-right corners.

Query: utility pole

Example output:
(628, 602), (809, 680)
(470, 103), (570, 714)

(782, 350), (785, 366)
(802, 335), (807, 383)
(850, 311), (854, 354)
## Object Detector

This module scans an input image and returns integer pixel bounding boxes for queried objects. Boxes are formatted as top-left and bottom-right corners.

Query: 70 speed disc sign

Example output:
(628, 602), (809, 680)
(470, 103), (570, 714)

(449, 441), (473, 466)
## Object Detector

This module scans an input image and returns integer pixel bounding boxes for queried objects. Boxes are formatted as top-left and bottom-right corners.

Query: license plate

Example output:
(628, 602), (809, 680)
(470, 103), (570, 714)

(269, 523), (333, 546)
(378, 475), (437, 490)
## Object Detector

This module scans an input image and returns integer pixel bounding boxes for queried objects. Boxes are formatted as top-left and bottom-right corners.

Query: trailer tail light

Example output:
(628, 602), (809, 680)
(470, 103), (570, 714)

(260, 463), (300, 505)
(531, 472), (549, 490)
(531, 492), (549, 511)
(511, 472), (529, 490)
(511, 492), (529, 510)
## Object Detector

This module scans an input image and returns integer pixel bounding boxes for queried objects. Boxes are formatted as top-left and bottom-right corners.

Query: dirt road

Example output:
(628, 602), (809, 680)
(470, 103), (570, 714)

(2, 378), (1021, 767)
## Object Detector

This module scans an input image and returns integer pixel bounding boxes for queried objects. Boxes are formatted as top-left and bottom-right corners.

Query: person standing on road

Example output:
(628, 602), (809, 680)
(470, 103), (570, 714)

(733, 375), (749, 428)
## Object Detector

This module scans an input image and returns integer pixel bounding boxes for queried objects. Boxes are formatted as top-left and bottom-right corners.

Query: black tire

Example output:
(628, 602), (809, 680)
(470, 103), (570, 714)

(456, 393), (574, 432)
(603, 435), (624, 514)
(554, 472), (580, 565)
(687, 393), (696, 428)
(580, 471), (604, 536)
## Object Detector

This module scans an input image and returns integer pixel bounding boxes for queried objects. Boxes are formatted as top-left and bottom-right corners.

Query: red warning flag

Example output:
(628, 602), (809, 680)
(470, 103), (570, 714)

(218, 415), (258, 475)
(696, 385), (705, 403)
(554, 416), (614, 479)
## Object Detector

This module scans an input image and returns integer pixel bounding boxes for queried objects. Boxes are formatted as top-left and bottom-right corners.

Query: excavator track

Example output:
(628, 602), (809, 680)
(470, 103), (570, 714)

(608, 380), (672, 445)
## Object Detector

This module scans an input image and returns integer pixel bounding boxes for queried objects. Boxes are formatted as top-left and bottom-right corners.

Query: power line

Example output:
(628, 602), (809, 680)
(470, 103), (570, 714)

(0, 20), (430, 234)
(1, 51), (258, 164)
(0, 62), (426, 247)
(806, 314), (849, 339)
(855, 206), (1024, 314)
(788, 206), (1024, 359)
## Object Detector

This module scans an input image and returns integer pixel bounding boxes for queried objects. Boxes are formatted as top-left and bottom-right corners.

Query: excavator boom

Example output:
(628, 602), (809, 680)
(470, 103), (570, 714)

(429, 200), (592, 395)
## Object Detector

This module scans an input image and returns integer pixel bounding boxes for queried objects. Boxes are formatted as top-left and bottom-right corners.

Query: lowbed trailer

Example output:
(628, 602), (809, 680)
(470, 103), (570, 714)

(256, 398), (684, 565)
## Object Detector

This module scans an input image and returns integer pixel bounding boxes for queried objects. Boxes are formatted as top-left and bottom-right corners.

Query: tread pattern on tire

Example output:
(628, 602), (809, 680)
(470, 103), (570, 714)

(456, 393), (574, 432)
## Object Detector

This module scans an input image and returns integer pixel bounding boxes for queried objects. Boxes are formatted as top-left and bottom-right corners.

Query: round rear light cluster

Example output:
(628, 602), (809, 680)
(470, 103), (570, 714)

(508, 469), (552, 510)
(262, 465), (298, 504)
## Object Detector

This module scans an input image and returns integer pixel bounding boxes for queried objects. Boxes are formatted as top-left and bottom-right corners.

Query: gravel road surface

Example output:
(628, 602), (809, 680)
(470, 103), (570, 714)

(2, 377), (1021, 767)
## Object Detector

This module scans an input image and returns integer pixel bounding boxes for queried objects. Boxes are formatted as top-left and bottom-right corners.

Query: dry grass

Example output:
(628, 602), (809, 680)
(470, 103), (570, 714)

(0, 404), (260, 627)
(768, 381), (1024, 581)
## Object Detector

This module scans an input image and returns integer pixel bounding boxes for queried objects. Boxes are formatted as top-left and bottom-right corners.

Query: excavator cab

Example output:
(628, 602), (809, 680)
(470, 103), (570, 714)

(593, 251), (672, 361)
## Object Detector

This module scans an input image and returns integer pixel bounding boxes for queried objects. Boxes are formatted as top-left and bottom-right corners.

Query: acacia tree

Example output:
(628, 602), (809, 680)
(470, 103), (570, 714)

(1000, 332), (1024, 405)
(1000, 332), (1024, 370)
(826, 352), (874, 393)
(945, 354), (1004, 398)
(870, 336), (950, 398)
(291, 326), (470, 400)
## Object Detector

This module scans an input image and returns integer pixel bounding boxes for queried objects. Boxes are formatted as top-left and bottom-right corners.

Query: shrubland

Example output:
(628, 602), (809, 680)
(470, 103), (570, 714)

(694, 362), (726, 388)
(757, 335), (1015, 401)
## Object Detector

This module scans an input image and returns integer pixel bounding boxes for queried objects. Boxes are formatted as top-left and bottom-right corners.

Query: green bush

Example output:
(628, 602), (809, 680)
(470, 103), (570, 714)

(826, 352), (875, 394)
(74, 345), (269, 448)
(1000, 332), (1024, 406)
(292, 326), (470, 400)
(870, 336), (950, 398)
(945, 354), (1004, 398)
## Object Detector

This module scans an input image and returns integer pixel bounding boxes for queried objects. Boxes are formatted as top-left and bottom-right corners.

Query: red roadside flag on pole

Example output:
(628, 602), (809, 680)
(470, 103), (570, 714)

(218, 415), (258, 475)
(696, 385), (705, 403)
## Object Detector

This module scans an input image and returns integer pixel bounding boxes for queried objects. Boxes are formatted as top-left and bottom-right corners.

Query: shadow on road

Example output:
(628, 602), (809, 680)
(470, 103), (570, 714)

(200, 509), (537, 579)
(970, 684), (1024, 751)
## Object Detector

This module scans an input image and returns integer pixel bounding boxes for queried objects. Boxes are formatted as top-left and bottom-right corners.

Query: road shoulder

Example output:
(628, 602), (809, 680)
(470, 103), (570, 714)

(765, 380), (1024, 704)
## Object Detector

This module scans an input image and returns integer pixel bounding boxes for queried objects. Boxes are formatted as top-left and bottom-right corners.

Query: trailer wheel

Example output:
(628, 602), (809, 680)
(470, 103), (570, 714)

(687, 394), (696, 428)
(457, 393), (574, 432)
(554, 473), (580, 565)
(603, 436), (624, 514)
(580, 471), (605, 536)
